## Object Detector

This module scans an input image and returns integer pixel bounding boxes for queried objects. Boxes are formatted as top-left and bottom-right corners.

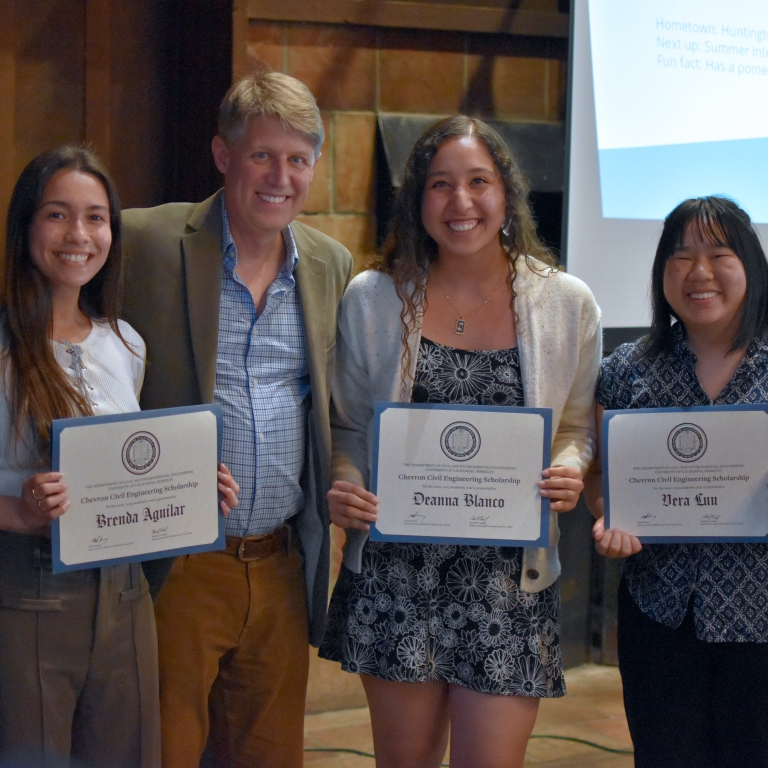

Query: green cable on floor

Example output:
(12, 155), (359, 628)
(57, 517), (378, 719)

(305, 734), (635, 761)
(530, 734), (634, 753)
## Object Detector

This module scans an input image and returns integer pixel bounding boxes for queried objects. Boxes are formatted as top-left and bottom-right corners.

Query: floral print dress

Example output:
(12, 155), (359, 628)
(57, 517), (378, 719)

(319, 338), (565, 698)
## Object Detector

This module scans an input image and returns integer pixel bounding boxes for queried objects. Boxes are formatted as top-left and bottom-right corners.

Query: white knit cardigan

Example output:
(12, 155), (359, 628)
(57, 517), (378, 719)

(330, 256), (602, 592)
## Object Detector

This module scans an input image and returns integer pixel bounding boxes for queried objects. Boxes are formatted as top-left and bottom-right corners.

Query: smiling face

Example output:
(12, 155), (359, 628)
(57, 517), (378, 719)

(212, 114), (316, 246)
(29, 168), (112, 297)
(421, 135), (507, 262)
(663, 221), (748, 340)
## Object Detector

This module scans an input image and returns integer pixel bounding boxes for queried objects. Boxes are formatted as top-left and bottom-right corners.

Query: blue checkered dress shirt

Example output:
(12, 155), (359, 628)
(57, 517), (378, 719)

(216, 202), (310, 537)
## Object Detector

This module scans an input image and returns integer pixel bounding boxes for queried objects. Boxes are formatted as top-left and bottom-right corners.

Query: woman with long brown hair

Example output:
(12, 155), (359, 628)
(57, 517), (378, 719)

(319, 117), (601, 767)
(0, 146), (237, 766)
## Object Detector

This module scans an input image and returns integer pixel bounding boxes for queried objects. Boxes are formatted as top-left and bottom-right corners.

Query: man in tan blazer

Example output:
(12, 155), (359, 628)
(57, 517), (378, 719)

(121, 70), (353, 768)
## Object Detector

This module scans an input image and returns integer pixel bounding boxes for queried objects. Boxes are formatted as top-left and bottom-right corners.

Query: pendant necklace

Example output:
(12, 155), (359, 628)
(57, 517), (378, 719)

(431, 267), (508, 334)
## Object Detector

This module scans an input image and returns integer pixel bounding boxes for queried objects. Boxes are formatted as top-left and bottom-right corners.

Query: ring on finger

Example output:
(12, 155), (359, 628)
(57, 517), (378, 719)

(37, 499), (45, 511)
(32, 486), (44, 501)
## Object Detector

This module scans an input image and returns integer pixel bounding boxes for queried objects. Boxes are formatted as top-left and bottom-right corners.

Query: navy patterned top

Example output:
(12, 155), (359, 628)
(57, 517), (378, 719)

(597, 323), (768, 642)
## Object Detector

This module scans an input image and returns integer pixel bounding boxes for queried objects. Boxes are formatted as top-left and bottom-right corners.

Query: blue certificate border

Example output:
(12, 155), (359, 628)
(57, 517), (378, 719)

(603, 404), (768, 543)
(370, 402), (552, 547)
(51, 404), (225, 572)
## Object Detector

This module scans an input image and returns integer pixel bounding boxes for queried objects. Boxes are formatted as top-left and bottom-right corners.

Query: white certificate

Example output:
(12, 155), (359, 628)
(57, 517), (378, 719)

(371, 403), (552, 546)
(51, 405), (224, 572)
(604, 405), (768, 542)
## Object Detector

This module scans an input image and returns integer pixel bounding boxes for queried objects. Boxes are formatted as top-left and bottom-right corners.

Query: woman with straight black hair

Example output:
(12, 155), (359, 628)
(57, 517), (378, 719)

(0, 146), (238, 766)
(587, 196), (768, 768)
(645, 196), (768, 356)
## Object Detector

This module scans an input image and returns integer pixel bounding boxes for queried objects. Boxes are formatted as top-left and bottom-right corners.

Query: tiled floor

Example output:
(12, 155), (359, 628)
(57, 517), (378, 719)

(303, 664), (634, 767)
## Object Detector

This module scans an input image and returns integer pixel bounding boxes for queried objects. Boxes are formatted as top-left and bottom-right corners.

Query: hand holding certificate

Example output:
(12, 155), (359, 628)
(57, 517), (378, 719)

(370, 402), (552, 546)
(51, 404), (226, 572)
(603, 405), (768, 543)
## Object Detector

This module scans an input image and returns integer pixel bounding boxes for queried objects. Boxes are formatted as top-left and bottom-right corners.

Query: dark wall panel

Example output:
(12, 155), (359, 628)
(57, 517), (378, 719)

(164, 0), (233, 205)
(15, 0), (85, 176)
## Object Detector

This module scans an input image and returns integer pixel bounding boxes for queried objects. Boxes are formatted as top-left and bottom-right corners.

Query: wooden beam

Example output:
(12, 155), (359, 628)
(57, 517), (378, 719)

(247, 0), (568, 37)
(233, 0), (250, 80)
(0, 0), (15, 261)
(85, 0), (112, 164)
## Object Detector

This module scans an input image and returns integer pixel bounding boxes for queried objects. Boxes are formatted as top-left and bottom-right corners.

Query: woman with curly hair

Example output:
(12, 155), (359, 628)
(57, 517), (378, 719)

(319, 116), (601, 768)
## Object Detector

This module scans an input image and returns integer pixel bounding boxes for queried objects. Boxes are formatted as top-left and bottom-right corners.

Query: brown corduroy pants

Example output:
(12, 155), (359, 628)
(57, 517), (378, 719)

(154, 544), (310, 768)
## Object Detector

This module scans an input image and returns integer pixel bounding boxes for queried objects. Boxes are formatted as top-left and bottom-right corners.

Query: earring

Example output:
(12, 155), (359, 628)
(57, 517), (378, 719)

(502, 219), (511, 237)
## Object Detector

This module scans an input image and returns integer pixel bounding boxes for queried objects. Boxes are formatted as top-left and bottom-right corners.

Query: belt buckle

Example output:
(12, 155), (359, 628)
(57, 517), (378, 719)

(237, 537), (263, 562)
(281, 524), (292, 555)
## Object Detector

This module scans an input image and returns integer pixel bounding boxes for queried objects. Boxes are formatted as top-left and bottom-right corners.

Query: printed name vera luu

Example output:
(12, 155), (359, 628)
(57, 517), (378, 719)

(661, 493), (718, 507)
(413, 492), (504, 508)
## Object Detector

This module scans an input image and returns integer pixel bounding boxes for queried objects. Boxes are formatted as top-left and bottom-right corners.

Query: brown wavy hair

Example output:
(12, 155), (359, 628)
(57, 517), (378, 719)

(2, 146), (125, 457)
(372, 115), (558, 387)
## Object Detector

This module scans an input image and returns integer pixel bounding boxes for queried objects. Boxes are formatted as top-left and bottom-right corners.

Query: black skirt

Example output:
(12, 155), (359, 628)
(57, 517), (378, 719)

(319, 541), (565, 697)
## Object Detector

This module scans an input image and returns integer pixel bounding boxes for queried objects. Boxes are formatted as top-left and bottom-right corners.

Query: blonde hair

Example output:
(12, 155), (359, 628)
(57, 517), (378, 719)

(218, 68), (324, 159)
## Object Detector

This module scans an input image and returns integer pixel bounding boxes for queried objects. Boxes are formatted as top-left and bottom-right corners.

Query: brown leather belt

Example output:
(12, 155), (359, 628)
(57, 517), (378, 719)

(225, 524), (291, 562)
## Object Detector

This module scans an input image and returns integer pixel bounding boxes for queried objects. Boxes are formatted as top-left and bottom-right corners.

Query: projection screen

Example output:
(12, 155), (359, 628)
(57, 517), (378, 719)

(565, 0), (768, 331)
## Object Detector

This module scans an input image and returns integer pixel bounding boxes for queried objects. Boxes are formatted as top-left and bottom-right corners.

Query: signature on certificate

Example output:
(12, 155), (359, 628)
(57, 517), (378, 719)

(640, 512), (656, 521)
(152, 526), (169, 535)
(404, 512), (425, 523)
(702, 514), (721, 523)
(469, 515), (490, 525)
(90, 535), (107, 544)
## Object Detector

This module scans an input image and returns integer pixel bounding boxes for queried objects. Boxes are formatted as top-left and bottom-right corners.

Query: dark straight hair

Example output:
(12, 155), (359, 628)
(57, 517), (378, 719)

(643, 196), (768, 359)
(3, 145), (125, 455)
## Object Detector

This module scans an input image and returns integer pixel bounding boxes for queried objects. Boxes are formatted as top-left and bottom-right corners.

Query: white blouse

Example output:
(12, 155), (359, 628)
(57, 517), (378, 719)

(0, 320), (146, 496)
(52, 320), (145, 416)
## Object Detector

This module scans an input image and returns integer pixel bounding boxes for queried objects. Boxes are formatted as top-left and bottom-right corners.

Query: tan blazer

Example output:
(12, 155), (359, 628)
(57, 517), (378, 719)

(121, 190), (353, 645)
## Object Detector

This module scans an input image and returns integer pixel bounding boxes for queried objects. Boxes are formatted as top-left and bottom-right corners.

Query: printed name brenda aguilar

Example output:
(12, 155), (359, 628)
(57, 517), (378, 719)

(95, 503), (187, 528)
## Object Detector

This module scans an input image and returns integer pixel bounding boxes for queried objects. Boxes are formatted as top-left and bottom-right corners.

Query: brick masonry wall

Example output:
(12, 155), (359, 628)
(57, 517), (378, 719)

(244, 20), (567, 275)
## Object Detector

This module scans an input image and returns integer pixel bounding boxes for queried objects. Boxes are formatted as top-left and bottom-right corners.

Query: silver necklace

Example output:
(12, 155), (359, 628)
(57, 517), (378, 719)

(431, 268), (508, 334)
